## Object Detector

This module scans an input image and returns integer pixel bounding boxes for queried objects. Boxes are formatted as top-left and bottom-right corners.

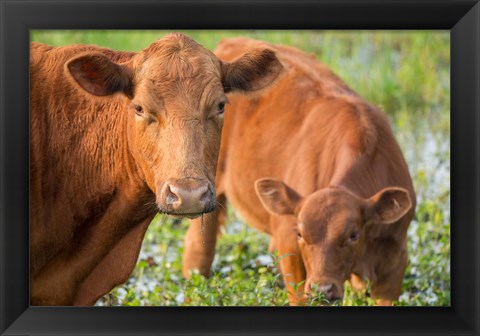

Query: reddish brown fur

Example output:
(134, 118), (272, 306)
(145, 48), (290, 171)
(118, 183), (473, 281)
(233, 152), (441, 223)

(183, 37), (415, 306)
(30, 33), (283, 305)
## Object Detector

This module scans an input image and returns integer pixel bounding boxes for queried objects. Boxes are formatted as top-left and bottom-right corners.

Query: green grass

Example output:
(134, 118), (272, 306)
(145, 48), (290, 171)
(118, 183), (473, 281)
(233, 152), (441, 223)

(31, 30), (450, 306)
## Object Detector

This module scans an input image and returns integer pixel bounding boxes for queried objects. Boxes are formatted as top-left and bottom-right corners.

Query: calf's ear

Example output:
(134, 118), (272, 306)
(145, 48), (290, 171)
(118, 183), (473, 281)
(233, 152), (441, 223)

(365, 187), (412, 225)
(255, 178), (301, 216)
(221, 48), (283, 93)
(65, 52), (133, 97)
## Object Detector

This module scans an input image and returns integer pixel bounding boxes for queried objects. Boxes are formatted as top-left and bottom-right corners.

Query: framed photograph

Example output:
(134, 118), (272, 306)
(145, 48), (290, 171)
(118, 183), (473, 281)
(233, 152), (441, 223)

(1, 1), (479, 335)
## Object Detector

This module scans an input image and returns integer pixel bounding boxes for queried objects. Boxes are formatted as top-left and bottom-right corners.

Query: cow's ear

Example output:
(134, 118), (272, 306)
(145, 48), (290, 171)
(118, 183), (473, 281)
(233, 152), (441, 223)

(255, 178), (301, 216)
(221, 48), (283, 93)
(365, 187), (412, 225)
(65, 52), (133, 97)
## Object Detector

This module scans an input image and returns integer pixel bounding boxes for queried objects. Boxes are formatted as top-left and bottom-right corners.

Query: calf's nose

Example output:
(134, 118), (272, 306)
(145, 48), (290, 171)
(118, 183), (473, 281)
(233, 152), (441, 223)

(308, 282), (341, 301)
(318, 284), (334, 296)
(160, 178), (215, 215)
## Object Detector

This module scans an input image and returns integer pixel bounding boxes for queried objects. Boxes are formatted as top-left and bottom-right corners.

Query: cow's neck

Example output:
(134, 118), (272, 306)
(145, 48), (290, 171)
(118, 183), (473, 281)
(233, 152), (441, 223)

(30, 93), (155, 274)
(60, 94), (152, 220)
(99, 97), (153, 207)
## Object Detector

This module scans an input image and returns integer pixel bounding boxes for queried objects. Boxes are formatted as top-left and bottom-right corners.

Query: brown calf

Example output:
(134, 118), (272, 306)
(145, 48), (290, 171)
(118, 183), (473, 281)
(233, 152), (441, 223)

(30, 33), (283, 305)
(182, 37), (415, 306)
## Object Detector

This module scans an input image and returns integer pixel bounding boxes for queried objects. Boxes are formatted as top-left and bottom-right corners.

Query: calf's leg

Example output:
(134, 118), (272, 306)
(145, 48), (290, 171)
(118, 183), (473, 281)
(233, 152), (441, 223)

(371, 249), (408, 306)
(273, 221), (306, 306)
(349, 273), (367, 292)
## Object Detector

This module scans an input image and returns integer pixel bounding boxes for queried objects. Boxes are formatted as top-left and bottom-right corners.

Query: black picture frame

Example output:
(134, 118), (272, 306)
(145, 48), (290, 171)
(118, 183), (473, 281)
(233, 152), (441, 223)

(1, 0), (479, 335)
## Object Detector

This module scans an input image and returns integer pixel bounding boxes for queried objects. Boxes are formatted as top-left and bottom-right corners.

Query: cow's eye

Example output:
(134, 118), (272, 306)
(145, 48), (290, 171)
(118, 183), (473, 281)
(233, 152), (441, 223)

(134, 104), (144, 115)
(349, 231), (359, 242)
(218, 102), (226, 114)
(297, 231), (303, 239)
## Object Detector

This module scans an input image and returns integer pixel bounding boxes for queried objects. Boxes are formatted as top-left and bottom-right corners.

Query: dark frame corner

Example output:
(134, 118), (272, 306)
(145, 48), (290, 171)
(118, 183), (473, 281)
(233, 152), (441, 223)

(1, 0), (479, 335)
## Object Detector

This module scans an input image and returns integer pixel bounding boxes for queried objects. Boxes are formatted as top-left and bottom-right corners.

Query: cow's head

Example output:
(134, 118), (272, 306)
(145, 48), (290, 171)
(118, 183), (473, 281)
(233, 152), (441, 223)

(255, 178), (412, 302)
(64, 33), (283, 218)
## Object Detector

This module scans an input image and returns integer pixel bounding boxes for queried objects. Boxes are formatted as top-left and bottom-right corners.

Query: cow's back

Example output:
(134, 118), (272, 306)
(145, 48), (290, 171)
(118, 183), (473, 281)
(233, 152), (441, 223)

(214, 38), (415, 235)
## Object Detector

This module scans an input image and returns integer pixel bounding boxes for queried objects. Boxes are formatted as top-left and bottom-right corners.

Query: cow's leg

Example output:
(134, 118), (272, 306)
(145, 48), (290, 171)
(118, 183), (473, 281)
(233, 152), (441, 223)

(268, 239), (276, 253)
(273, 221), (306, 306)
(371, 249), (408, 306)
(31, 198), (149, 306)
(72, 217), (152, 305)
(182, 194), (226, 277)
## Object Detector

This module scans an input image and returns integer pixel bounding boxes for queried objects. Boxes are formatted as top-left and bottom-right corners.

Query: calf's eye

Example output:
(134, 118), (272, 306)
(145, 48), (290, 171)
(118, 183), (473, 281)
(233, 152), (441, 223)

(297, 231), (303, 239)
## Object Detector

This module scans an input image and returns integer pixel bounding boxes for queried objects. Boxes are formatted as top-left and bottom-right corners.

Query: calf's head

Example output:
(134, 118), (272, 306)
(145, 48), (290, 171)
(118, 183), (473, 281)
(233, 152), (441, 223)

(64, 33), (283, 218)
(255, 178), (412, 302)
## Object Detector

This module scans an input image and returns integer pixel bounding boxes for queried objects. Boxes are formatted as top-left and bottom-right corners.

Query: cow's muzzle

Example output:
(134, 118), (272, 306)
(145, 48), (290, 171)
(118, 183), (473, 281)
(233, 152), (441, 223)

(157, 178), (216, 218)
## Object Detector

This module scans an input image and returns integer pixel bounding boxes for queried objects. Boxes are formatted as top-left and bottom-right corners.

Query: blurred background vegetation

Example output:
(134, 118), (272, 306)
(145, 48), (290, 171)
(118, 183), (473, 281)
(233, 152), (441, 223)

(31, 30), (450, 306)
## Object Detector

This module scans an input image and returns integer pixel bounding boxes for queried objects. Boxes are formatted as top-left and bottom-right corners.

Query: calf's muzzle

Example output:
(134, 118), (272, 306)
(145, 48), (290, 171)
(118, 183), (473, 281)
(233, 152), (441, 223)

(306, 280), (343, 302)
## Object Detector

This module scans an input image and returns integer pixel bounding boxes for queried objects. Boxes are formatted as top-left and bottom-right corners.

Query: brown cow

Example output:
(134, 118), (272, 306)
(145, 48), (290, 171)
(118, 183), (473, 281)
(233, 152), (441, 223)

(30, 33), (283, 305)
(182, 37), (415, 306)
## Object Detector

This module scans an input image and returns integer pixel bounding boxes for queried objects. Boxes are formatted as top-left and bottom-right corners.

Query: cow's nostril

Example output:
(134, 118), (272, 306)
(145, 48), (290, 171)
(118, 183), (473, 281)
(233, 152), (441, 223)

(165, 186), (180, 205)
(200, 185), (213, 203)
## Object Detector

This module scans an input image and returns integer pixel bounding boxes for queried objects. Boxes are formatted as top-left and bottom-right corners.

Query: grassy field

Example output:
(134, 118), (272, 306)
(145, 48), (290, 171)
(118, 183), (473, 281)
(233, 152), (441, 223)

(31, 30), (450, 306)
